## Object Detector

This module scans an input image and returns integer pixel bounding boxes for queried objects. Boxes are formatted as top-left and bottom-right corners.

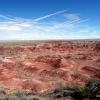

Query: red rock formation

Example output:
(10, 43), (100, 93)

(0, 40), (99, 93)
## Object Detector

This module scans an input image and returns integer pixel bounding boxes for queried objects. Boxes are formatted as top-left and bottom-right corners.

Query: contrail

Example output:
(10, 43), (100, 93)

(0, 15), (13, 20)
(0, 14), (19, 22)
(34, 10), (67, 21)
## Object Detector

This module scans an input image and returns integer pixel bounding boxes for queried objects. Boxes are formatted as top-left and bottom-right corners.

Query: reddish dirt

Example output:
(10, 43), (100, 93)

(0, 40), (100, 93)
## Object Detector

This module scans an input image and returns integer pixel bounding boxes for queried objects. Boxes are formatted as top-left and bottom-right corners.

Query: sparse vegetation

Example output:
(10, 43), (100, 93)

(0, 79), (99, 100)
(0, 90), (41, 100)
(48, 79), (100, 100)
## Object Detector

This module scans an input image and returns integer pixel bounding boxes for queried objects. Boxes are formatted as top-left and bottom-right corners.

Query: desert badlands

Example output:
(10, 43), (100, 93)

(0, 40), (99, 94)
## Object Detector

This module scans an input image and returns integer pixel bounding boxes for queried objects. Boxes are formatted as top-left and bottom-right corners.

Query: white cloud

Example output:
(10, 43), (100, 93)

(0, 12), (99, 40)
(64, 13), (80, 21)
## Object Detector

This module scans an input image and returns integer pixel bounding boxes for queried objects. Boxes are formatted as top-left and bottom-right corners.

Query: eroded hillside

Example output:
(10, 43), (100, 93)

(0, 40), (100, 93)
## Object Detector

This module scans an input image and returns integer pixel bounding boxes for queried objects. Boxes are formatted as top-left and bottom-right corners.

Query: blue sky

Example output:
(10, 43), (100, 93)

(0, 0), (100, 40)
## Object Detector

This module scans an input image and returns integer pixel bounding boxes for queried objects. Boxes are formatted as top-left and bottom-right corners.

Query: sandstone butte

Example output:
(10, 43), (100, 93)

(0, 40), (100, 93)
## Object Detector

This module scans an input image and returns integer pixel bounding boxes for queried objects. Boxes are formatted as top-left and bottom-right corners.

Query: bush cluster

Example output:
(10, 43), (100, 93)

(52, 79), (100, 100)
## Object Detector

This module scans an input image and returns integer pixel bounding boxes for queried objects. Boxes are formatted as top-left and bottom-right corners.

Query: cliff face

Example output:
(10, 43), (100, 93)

(0, 40), (100, 93)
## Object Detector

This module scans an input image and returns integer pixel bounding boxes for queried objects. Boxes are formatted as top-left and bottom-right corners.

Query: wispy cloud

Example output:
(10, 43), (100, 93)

(64, 13), (80, 21)
(0, 11), (99, 40)
(34, 10), (67, 21)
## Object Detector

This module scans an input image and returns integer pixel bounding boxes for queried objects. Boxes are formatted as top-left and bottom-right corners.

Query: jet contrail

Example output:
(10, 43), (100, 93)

(34, 10), (67, 21)
(0, 15), (13, 20)
(0, 14), (19, 22)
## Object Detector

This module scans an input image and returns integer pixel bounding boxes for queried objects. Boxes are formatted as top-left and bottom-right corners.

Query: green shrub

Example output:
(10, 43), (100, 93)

(82, 79), (100, 99)
(53, 88), (62, 94)
(71, 89), (84, 100)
